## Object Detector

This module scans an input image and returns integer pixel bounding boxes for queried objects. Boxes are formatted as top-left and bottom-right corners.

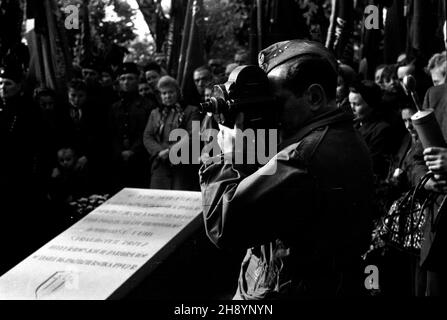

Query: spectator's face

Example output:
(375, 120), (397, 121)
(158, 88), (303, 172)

(119, 73), (139, 93)
(58, 149), (76, 170)
(145, 70), (160, 90)
(100, 72), (113, 87)
(401, 108), (417, 139)
(234, 53), (247, 66)
(194, 70), (211, 96)
(39, 95), (55, 112)
(82, 68), (100, 86)
(139, 83), (151, 97)
(68, 88), (87, 109)
(430, 67), (446, 86)
(374, 67), (385, 88)
(155, 56), (166, 68)
(383, 74), (399, 93)
(349, 92), (372, 123)
(0, 77), (21, 99)
(208, 60), (222, 75)
(204, 87), (213, 101)
(160, 86), (179, 107)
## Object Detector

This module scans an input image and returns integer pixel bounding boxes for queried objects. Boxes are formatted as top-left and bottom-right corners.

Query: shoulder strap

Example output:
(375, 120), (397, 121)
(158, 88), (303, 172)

(279, 113), (350, 151)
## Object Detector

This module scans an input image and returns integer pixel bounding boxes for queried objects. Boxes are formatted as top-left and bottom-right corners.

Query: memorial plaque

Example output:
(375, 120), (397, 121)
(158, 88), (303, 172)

(0, 188), (202, 300)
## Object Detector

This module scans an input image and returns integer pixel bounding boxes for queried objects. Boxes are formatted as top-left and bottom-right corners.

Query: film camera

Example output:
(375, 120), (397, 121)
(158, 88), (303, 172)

(200, 65), (277, 129)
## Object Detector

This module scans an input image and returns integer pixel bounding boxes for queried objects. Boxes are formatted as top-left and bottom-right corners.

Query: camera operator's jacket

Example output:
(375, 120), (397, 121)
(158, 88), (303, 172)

(199, 108), (375, 298)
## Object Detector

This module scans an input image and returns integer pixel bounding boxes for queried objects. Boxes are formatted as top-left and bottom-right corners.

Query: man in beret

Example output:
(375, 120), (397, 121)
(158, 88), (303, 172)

(108, 62), (151, 191)
(199, 40), (375, 298)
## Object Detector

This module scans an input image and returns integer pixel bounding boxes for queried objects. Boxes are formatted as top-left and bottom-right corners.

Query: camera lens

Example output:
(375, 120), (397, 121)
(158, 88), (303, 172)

(200, 97), (226, 114)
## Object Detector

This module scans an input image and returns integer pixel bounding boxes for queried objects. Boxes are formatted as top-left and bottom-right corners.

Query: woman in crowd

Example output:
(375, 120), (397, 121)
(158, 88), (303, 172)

(426, 51), (447, 86)
(349, 80), (394, 181)
(143, 76), (201, 190)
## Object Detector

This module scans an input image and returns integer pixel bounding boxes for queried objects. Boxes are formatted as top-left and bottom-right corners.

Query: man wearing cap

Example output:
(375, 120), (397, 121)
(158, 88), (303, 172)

(199, 40), (374, 298)
(185, 66), (213, 107)
(108, 62), (151, 191)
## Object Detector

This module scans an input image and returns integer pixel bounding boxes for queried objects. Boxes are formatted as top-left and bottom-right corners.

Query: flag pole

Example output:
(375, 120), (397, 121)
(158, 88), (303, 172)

(256, 0), (263, 53)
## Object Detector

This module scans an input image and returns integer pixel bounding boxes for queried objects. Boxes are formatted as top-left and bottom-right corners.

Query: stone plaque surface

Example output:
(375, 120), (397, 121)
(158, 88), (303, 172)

(0, 188), (202, 300)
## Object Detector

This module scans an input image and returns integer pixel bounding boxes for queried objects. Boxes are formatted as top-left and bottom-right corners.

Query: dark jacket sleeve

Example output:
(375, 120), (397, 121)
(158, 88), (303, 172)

(368, 123), (393, 179)
(130, 103), (151, 156)
(143, 109), (166, 157)
(423, 86), (432, 110)
(199, 143), (316, 250)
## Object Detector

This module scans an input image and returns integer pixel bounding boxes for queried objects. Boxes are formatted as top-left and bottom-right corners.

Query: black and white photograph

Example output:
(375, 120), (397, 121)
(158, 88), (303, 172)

(0, 0), (446, 310)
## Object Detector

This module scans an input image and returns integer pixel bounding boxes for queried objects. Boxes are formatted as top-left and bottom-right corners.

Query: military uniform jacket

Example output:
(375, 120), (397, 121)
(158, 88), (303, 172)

(199, 108), (375, 298)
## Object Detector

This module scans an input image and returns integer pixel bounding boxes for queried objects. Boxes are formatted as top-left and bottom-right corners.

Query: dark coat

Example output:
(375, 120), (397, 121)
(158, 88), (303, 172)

(109, 94), (151, 159)
(143, 103), (201, 190)
(200, 108), (375, 298)
(388, 134), (427, 189)
(356, 115), (393, 180)
(108, 93), (151, 189)
(423, 83), (447, 141)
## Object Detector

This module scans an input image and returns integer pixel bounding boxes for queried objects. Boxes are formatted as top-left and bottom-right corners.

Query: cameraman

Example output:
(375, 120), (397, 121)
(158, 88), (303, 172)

(199, 40), (375, 299)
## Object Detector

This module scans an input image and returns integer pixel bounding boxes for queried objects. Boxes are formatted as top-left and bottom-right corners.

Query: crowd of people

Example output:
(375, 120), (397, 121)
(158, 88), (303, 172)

(336, 44), (447, 296)
(1, 29), (446, 296)
(0, 48), (251, 275)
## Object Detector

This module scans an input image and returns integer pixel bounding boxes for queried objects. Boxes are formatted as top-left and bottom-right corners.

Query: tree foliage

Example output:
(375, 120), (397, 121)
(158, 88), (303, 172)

(198, 0), (332, 62)
(92, 0), (137, 45)
(58, 0), (136, 56)
(202, 0), (250, 61)
(126, 38), (156, 65)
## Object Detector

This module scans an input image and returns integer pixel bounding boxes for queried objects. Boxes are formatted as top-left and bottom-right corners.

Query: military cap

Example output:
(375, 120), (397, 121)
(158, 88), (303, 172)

(258, 39), (338, 75)
(117, 62), (139, 76)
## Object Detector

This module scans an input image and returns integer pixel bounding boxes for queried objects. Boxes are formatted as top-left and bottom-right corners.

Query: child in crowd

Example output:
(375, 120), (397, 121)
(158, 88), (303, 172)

(48, 147), (90, 206)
